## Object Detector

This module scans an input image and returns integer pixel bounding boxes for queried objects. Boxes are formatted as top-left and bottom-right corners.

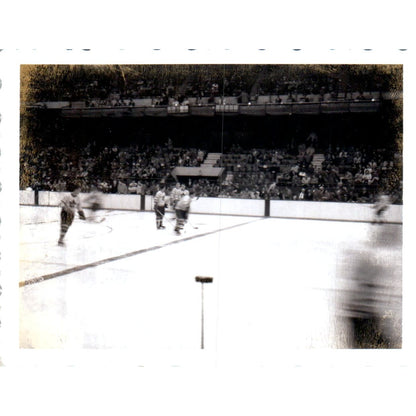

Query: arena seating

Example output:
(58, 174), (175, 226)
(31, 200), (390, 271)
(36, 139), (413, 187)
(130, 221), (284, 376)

(20, 65), (402, 204)
(20, 141), (402, 205)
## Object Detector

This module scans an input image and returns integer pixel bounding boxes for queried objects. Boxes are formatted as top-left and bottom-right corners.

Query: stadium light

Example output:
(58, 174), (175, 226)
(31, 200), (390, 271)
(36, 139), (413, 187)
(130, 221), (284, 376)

(195, 276), (213, 349)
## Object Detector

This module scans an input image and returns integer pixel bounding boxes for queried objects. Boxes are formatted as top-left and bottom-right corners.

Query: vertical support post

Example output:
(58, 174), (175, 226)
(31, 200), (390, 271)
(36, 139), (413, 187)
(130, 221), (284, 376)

(201, 282), (205, 349)
(264, 196), (270, 217)
(195, 276), (213, 350)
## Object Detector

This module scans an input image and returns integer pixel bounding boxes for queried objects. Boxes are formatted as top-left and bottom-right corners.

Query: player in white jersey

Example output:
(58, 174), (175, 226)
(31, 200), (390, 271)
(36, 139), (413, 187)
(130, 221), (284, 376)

(169, 182), (184, 219)
(154, 184), (167, 229)
(170, 183), (183, 210)
(58, 185), (86, 245)
(174, 190), (192, 235)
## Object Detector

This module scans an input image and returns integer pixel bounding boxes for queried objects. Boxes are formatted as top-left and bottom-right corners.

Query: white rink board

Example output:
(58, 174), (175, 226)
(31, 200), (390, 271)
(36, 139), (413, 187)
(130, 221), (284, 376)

(19, 190), (35, 205)
(269, 200), (403, 223)
(21, 191), (402, 223)
(191, 196), (264, 216)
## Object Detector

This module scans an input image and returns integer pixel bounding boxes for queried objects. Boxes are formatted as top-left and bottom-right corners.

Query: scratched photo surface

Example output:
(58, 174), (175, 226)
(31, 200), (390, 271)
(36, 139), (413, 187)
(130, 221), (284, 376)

(18, 64), (403, 363)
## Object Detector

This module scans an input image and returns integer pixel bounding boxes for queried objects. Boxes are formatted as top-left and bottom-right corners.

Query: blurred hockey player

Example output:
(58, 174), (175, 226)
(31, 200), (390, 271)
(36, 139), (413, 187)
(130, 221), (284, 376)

(174, 190), (192, 235)
(58, 185), (86, 246)
(337, 221), (402, 348)
(84, 185), (104, 222)
(154, 184), (167, 229)
(372, 193), (391, 224)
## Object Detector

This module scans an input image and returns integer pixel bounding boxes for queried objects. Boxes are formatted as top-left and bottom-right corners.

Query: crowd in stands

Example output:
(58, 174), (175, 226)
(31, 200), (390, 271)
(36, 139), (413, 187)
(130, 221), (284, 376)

(214, 144), (402, 204)
(21, 137), (402, 205)
(21, 138), (205, 195)
(29, 65), (398, 106)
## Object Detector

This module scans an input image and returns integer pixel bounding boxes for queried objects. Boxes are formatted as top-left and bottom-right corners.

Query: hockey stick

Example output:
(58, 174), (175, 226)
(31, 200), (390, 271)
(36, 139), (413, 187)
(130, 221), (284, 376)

(186, 217), (198, 229)
(154, 207), (178, 230)
(164, 212), (190, 234)
(86, 216), (106, 223)
(163, 214), (176, 228)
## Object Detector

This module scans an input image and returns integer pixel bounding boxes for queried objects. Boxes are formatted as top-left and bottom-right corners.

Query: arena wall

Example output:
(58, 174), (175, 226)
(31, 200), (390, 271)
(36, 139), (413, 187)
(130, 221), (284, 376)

(19, 191), (403, 224)
(20, 190), (35, 205)
(191, 197), (265, 217)
(269, 200), (402, 223)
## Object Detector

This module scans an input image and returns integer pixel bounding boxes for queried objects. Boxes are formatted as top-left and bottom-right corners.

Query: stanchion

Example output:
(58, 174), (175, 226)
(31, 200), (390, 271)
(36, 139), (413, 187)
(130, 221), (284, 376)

(195, 276), (213, 349)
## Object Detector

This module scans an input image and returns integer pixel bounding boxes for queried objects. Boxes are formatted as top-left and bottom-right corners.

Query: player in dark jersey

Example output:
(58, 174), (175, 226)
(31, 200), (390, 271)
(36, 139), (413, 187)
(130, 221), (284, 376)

(58, 185), (86, 246)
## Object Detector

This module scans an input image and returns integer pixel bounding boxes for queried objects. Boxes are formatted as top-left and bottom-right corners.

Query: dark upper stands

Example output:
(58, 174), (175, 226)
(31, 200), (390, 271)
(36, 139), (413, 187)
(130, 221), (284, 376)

(23, 64), (402, 106)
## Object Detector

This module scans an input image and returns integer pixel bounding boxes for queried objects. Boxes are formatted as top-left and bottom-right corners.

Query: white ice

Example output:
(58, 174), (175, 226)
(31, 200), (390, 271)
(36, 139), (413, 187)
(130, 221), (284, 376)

(18, 205), (402, 367)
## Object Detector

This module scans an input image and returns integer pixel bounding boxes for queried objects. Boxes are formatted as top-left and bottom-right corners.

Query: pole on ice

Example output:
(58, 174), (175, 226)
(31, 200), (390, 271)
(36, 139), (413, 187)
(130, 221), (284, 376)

(195, 276), (213, 349)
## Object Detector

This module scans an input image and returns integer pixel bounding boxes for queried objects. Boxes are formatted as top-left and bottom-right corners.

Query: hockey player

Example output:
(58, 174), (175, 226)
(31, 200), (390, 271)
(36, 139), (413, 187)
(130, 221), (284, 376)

(83, 185), (104, 222)
(170, 182), (183, 210)
(58, 185), (86, 246)
(372, 193), (391, 224)
(174, 190), (192, 235)
(154, 184), (167, 229)
(340, 218), (402, 348)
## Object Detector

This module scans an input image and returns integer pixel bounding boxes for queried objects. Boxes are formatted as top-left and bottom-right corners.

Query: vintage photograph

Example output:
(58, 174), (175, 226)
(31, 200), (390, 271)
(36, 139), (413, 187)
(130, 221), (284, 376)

(17, 63), (403, 364)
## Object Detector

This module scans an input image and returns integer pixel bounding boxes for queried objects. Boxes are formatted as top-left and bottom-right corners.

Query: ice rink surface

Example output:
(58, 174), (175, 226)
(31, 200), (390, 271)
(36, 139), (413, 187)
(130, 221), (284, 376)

(18, 205), (402, 367)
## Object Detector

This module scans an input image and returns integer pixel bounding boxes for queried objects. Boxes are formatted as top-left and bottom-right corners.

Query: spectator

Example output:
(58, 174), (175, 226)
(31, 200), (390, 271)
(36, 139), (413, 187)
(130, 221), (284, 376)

(305, 144), (315, 165)
(117, 179), (128, 194)
(128, 180), (138, 194)
(237, 90), (250, 104)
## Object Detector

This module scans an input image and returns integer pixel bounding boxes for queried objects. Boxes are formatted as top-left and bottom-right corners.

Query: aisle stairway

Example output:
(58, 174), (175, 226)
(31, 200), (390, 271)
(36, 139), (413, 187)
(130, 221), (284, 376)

(311, 153), (325, 171)
(202, 152), (222, 167)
